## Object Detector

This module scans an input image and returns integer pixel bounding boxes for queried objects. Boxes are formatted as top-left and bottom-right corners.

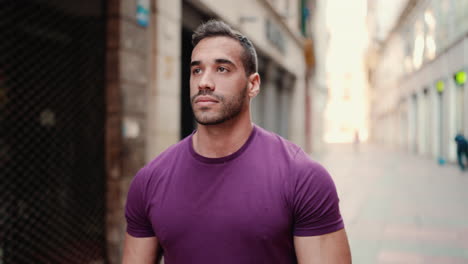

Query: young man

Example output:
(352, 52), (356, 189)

(123, 20), (351, 263)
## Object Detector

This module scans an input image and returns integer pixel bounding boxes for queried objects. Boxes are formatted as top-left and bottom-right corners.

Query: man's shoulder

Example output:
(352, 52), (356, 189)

(254, 125), (302, 160)
(255, 126), (328, 178)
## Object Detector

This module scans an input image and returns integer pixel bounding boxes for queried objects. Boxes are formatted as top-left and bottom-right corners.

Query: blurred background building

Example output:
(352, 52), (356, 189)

(0, 0), (329, 262)
(367, 0), (468, 164)
(323, 0), (370, 144)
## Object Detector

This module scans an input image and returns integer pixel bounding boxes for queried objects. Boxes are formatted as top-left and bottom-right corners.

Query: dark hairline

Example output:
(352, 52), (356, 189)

(192, 20), (258, 76)
(190, 58), (236, 68)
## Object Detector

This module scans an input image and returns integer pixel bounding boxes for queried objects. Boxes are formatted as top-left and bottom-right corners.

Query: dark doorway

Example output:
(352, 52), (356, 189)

(0, 0), (107, 263)
(180, 27), (195, 139)
(180, 3), (214, 139)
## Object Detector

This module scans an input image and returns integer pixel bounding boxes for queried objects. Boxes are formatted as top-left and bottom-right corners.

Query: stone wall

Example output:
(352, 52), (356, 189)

(105, 0), (152, 262)
(146, 0), (181, 161)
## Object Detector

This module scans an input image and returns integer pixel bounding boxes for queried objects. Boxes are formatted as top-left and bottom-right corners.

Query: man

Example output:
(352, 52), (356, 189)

(455, 133), (468, 171)
(123, 20), (351, 263)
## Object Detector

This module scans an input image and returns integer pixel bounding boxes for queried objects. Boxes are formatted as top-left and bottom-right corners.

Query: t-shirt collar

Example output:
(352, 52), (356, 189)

(188, 125), (258, 164)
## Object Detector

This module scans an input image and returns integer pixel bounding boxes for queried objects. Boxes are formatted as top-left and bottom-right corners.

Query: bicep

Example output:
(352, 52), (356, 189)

(123, 232), (159, 264)
(294, 228), (351, 264)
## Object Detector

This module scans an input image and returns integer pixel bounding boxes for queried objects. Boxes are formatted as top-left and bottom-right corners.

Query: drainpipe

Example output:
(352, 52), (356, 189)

(304, 38), (315, 154)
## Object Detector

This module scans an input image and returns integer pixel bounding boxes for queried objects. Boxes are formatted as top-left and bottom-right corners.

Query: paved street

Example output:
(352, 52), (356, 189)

(316, 143), (468, 264)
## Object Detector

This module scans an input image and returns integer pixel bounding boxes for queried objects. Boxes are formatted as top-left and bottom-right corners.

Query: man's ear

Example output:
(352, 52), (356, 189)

(247, 73), (260, 98)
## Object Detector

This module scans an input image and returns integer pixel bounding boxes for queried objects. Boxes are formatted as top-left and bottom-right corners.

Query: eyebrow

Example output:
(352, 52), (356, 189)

(190, 60), (201, 67)
(215, 58), (235, 66)
(190, 58), (236, 67)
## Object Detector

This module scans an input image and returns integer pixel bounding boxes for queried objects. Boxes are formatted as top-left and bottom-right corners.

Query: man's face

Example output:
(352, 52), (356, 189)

(190, 36), (250, 126)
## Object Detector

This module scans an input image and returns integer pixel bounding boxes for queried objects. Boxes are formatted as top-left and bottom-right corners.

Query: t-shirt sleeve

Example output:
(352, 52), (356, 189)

(292, 150), (344, 236)
(125, 167), (156, 237)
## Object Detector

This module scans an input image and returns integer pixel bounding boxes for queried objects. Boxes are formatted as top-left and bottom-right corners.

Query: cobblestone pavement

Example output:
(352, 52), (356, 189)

(315, 143), (468, 264)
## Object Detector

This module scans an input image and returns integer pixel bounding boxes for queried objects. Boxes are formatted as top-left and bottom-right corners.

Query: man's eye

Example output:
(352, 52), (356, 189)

(192, 68), (201, 74)
(218, 67), (228, 72)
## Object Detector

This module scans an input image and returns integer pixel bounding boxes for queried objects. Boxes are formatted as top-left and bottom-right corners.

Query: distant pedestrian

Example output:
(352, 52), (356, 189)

(353, 130), (360, 153)
(122, 20), (351, 264)
(454, 133), (468, 171)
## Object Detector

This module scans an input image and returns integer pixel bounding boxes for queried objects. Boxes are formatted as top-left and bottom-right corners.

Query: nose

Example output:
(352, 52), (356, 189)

(198, 71), (215, 91)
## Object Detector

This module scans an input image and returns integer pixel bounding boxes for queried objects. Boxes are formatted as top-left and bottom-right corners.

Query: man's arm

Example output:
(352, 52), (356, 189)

(122, 232), (159, 264)
(294, 228), (351, 264)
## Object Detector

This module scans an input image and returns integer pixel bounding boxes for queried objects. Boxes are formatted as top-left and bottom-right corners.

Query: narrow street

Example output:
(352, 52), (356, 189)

(316, 144), (468, 264)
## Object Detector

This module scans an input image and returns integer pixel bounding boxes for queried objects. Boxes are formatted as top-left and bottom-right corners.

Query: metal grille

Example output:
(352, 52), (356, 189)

(0, 1), (107, 263)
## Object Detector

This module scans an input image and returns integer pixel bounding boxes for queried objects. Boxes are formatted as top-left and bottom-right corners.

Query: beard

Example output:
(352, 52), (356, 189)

(191, 85), (248, 126)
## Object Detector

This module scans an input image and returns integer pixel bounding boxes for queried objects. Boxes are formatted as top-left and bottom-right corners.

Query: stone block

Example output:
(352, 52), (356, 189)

(120, 50), (149, 85)
(121, 82), (147, 114)
(154, 94), (181, 133)
(156, 0), (181, 21)
(155, 14), (181, 57)
(120, 0), (137, 21)
(121, 21), (149, 55)
(148, 130), (180, 157)
(122, 139), (146, 176)
(144, 92), (181, 160)
(154, 54), (181, 97)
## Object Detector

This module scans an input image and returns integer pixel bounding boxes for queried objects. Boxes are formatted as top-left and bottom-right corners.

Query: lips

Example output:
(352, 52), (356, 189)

(194, 96), (219, 104)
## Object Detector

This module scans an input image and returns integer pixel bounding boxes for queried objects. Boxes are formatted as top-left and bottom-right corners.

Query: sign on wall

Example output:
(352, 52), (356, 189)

(136, 0), (150, 27)
(436, 80), (445, 93)
(454, 70), (467, 86)
(266, 19), (286, 54)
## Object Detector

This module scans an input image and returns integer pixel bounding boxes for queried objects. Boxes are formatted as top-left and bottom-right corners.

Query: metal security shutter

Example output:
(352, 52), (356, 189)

(0, 1), (107, 263)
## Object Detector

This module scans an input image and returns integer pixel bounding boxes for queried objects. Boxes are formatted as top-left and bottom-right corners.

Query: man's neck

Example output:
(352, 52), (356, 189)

(193, 118), (254, 158)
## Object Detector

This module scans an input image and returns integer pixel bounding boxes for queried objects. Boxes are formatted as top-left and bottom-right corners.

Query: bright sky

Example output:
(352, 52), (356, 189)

(324, 0), (369, 143)
(326, 0), (368, 71)
(322, 0), (409, 143)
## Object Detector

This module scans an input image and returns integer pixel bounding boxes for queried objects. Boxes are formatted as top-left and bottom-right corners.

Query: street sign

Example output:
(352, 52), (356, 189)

(454, 70), (466, 86)
(436, 80), (445, 93)
(266, 19), (286, 54)
(304, 38), (315, 68)
(136, 0), (150, 27)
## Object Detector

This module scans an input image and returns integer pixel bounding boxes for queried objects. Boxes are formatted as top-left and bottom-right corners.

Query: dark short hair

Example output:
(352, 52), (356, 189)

(192, 20), (258, 76)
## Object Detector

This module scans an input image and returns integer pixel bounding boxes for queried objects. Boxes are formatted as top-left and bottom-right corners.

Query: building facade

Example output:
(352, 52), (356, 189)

(368, 0), (468, 164)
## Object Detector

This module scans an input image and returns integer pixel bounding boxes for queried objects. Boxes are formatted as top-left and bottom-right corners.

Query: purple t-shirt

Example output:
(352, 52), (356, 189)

(125, 125), (344, 263)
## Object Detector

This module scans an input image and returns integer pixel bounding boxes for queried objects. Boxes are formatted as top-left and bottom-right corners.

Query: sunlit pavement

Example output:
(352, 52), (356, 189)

(315, 143), (468, 264)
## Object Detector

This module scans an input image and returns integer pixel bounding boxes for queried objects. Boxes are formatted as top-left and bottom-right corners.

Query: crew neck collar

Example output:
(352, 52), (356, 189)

(188, 125), (257, 164)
